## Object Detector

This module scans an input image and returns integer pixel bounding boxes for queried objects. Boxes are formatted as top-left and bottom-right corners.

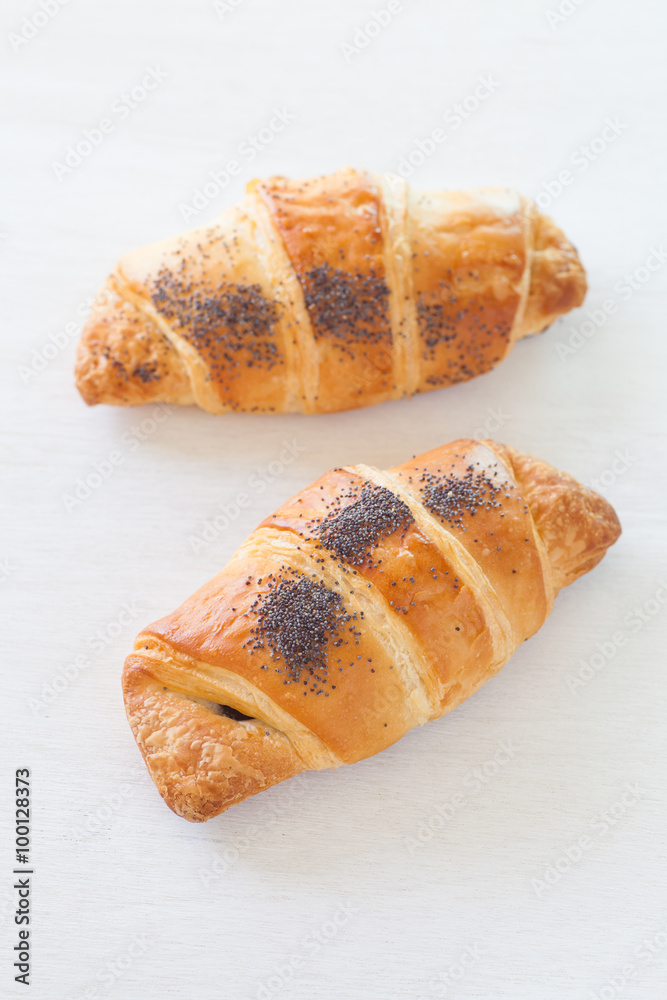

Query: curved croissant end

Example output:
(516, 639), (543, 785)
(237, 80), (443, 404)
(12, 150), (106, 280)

(493, 443), (622, 591)
(123, 654), (304, 822)
(75, 275), (194, 408)
(515, 212), (588, 341)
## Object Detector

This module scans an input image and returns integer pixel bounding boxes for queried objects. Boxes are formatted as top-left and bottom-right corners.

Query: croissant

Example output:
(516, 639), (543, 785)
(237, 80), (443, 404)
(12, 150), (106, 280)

(122, 439), (620, 822)
(76, 168), (586, 414)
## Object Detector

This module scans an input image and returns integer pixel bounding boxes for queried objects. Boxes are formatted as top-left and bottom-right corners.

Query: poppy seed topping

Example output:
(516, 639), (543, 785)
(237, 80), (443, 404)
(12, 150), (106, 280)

(314, 483), (414, 566)
(301, 262), (391, 349)
(248, 570), (360, 693)
(149, 265), (282, 404)
(419, 463), (509, 529)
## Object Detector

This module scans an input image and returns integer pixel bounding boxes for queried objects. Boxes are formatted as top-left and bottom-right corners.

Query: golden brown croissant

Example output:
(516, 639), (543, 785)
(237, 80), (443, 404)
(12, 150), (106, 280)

(76, 169), (586, 414)
(122, 439), (620, 822)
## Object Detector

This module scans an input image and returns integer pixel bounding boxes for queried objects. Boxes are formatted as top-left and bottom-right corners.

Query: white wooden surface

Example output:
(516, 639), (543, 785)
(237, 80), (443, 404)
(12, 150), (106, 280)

(2, 1), (666, 997)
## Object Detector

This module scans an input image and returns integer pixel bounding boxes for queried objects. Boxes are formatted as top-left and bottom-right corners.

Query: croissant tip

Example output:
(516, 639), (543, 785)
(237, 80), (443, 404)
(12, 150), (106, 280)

(517, 211), (588, 340)
(73, 369), (100, 406)
(493, 443), (622, 592)
(74, 281), (195, 408)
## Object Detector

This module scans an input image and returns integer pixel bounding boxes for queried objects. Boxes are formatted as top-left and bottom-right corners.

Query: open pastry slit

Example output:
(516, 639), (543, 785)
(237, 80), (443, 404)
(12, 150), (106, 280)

(215, 704), (255, 722)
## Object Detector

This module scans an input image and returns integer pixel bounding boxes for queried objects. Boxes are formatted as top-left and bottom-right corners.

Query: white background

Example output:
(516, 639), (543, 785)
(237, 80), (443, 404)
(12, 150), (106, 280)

(2, 1), (666, 997)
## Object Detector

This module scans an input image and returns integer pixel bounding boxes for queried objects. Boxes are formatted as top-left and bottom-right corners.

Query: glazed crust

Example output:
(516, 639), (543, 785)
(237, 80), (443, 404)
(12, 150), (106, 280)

(122, 440), (620, 822)
(76, 169), (586, 414)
